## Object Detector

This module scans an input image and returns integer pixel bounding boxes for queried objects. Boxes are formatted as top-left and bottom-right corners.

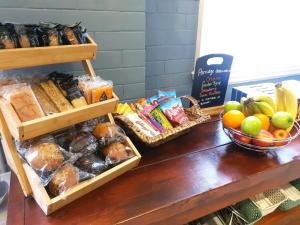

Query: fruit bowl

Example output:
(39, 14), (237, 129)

(221, 114), (300, 152)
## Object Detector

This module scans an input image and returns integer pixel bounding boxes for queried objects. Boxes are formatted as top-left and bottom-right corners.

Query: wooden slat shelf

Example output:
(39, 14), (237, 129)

(6, 120), (300, 225)
(0, 35), (97, 70)
(0, 93), (118, 141)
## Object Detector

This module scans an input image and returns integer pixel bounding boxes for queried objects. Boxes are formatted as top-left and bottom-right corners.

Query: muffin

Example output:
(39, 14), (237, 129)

(75, 154), (107, 174)
(69, 133), (98, 154)
(25, 142), (64, 171)
(102, 142), (132, 162)
(92, 122), (120, 139)
(48, 163), (79, 197)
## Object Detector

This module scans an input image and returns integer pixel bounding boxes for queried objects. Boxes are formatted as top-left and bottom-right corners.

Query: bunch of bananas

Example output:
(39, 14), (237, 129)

(240, 81), (298, 131)
(241, 95), (275, 117)
(275, 82), (298, 131)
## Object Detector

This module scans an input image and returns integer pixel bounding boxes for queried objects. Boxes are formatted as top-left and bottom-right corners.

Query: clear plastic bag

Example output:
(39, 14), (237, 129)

(75, 154), (107, 175)
(2, 84), (45, 122)
(47, 163), (94, 197)
(101, 142), (134, 165)
(92, 122), (127, 147)
(16, 135), (79, 186)
(69, 132), (98, 155)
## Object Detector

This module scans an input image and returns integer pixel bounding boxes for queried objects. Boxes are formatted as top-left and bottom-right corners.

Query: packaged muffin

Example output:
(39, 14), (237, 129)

(75, 154), (107, 175)
(69, 132), (98, 155)
(48, 163), (94, 197)
(2, 84), (45, 122)
(102, 142), (134, 165)
(92, 122), (126, 147)
(48, 163), (79, 197)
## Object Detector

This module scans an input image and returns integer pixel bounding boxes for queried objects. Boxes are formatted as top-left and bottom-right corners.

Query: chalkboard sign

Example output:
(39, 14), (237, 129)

(191, 54), (233, 108)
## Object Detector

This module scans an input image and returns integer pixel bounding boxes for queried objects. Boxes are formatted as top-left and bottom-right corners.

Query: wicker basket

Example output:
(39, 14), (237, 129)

(114, 96), (211, 147)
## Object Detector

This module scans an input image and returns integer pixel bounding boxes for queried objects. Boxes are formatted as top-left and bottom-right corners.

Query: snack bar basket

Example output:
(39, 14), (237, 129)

(114, 96), (211, 147)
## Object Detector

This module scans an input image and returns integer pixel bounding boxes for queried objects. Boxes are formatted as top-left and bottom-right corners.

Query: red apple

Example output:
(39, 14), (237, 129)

(272, 129), (289, 146)
(233, 129), (251, 144)
(252, 130), (274, 147)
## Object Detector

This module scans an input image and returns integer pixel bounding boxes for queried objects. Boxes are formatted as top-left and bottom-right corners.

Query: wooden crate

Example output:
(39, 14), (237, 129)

(0, 93), (119, 141)
(1, 111), (141, 215)
(23, 136), (141, 215)
(0, 35), (97, 70)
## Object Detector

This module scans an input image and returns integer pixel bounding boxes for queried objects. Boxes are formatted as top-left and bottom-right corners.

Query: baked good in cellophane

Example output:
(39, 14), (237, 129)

(78, 75), (113, 104)
(15, 135), (77, 186)
(0, 83), (45, 122)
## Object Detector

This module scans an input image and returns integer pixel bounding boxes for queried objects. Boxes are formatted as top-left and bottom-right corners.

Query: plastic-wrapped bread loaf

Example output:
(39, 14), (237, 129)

(7, 85), (45, 122)
(40, 80), (73, 112)
(32, 84), (59, 115)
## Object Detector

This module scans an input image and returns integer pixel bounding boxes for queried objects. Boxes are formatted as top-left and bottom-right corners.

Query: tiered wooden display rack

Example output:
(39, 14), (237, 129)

(0, 35), (141, 215)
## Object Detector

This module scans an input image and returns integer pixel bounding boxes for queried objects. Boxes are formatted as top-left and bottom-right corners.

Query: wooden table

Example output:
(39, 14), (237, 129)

(7, 120), (300, 225)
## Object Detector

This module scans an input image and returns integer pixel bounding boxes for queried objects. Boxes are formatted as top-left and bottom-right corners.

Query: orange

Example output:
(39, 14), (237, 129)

(222, 110), (245, 129)
(253, 113), (270, 130)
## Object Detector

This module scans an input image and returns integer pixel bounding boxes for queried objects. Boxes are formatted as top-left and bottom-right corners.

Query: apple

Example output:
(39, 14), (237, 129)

(252, 130), (274, 147)
(233, 129), (251, 144)
(241, 116), (262, 136)
(272, 112), (294, 129)
(272, 129), (289, 146)
(224, 101), (242, 113)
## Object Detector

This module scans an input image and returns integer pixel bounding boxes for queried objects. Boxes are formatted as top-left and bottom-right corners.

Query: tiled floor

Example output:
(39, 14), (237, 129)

(0, 172), (10, 225)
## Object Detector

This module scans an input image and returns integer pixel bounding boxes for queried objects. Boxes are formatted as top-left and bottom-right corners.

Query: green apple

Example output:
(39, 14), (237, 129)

(241, 116), (262, 136)
(271, 112), (294, 129)
(224, 101), (242, 113)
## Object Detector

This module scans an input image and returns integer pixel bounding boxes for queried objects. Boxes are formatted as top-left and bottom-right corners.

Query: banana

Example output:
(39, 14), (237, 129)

(281, 82), (298, 131)
(251, 103), (262, 114)
(254, 95), (276, 112)
(275, 83), (286, 112)
(241, 97), (255, 116)
(253, 101), (275, 117)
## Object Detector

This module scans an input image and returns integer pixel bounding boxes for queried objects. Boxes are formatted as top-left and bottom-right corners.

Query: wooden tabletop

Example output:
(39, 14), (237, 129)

(7, 120), (300, 225)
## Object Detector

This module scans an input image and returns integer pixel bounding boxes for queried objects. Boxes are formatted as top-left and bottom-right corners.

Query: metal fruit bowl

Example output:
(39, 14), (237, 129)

(221, 113), (300, 152)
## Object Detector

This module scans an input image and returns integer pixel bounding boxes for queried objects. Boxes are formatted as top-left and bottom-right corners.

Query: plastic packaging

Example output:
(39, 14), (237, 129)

(125, 113), (160, 137)
(78, 75), (113, 104)
(40, 80), (73, 112)
(60, 22), (86, 45)
(2, 84), (45, 122)
(39, 22), (63, 46)
(160, 98), (190, 126)
(75, 154), (107, 175)
(0, 24), (16, 49)
(16, 135), (77, 186)
(31, 84), (59, 115)
(92, 122), (127, 147)
(69, 132), (98, 155)
(101, 142), (134, 165)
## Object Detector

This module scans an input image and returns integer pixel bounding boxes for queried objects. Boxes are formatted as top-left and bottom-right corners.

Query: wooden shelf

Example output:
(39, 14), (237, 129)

(6, 120), (300, 225)
(0, 93), (118, 141)
(0, 35), (97, 70)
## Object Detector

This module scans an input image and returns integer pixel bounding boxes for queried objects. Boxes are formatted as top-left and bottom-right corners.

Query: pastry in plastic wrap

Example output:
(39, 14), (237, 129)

(32, 84), (59, 115)
(6, 85), (45, 122)
(92, 122), (126, 146)
(69, 132), (98, 154)
(102, 142), (133, 164)
(40, 80), (73, 112)
(75, 154), (107, 175)
(25, 142), (64, 172)
(48, 163), (79, 197)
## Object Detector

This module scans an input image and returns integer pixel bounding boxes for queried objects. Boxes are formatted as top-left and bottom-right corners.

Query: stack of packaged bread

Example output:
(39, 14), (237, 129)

(16, 116), (134, 197)
(0, 72), (113, 122)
